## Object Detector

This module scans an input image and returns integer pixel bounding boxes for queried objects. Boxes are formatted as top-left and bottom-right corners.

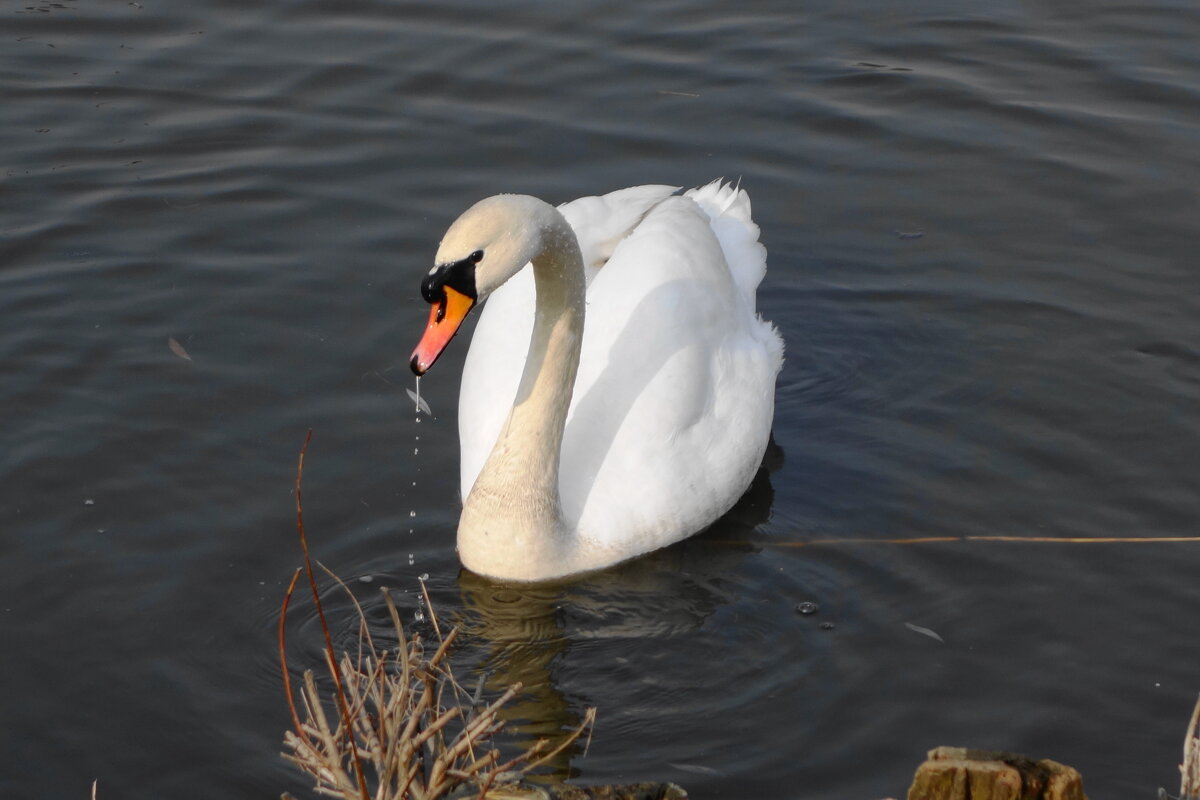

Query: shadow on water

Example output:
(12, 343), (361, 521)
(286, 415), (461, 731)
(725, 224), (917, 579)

(450, 459), (778, 780)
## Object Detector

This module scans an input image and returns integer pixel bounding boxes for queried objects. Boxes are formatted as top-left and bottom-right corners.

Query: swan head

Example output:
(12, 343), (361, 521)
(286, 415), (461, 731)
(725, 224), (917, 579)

(410, 194), (554, 375)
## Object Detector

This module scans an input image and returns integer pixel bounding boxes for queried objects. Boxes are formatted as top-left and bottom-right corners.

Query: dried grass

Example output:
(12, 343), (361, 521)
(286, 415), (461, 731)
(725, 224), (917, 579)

(280, 432), (595, 800)
(1182, 694), (1200, 800)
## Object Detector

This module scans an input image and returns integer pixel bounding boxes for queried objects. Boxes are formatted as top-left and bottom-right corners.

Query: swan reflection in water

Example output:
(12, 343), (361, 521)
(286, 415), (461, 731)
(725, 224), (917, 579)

(450, 454), (778, 781)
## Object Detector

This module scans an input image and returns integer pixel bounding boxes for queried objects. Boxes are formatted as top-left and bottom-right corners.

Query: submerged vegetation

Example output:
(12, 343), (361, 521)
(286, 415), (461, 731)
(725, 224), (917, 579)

(279, 433), (595, 800)
(279, 574), (595, 800)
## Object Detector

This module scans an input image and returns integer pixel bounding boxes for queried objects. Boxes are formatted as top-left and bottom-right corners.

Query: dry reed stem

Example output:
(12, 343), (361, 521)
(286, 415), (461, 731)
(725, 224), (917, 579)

(292, 431), (371, 799)
(1182, 694), (1200, 800)
(281, 433), (595, 800)
(281, 583), (593, 800)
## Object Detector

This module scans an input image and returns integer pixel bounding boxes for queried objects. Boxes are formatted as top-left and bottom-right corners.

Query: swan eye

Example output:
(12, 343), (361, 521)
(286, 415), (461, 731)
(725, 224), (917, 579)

(470, 250), (484, 264)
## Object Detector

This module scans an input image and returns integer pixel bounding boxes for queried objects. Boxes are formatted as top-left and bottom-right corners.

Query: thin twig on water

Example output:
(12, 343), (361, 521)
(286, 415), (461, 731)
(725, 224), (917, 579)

(757, 534), (1200, 548)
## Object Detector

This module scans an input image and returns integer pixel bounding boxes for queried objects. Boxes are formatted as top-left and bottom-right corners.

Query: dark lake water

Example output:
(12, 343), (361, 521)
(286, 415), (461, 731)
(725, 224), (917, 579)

(3, 1), (1199, 798)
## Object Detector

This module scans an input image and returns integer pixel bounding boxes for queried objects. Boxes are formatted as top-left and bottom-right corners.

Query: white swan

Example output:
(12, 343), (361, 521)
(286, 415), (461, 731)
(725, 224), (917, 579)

(410, 181), (783, 582)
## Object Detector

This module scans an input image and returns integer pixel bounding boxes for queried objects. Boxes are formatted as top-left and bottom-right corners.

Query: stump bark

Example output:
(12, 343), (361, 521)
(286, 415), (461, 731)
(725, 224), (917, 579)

(907, 747), (1086, 800)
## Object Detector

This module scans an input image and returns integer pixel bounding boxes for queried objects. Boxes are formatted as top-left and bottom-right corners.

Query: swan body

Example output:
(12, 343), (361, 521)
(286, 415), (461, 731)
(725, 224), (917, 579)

(410, 181), (783, 582)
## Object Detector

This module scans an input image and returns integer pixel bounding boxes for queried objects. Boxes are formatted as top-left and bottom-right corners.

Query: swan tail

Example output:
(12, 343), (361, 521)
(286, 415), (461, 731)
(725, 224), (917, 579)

(686, 178), (753, 224)
(686, 180), (783, 372)
(686, 180), (768, 301)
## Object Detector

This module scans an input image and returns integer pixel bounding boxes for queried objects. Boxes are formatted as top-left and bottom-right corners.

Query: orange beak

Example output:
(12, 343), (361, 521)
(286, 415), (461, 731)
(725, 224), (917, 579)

(410, 286), (476, 375)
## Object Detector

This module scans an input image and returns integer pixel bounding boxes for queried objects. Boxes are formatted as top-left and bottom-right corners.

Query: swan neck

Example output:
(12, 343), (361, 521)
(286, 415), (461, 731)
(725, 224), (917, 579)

(459, 207), (585, 576)
(509, 217), (586, 490)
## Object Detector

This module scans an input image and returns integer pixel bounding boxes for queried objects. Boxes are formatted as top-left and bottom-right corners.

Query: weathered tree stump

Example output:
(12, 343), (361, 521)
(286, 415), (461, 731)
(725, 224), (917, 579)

(907, 746), (1086, 800)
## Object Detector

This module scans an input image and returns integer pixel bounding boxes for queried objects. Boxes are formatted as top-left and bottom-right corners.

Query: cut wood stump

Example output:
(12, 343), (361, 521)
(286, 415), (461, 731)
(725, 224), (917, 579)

(907, 746), (1086, 800)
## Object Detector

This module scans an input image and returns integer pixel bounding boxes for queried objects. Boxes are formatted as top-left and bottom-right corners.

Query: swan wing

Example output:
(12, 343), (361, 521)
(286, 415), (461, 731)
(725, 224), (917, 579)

(562, 185), (783, 556)
(559, 184), (679, 283)
(459, 184), (678, 500)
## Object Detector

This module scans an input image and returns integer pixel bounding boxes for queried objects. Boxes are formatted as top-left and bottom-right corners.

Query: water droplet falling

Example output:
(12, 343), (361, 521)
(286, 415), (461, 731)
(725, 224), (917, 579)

(414, 589), (427, 622)
(406, 377), (432, 415)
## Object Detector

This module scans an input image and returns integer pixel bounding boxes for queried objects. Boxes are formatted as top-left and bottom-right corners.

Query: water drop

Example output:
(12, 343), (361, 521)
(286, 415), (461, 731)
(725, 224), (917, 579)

(819, 621), (836, 631)
(795, 601), (820, 616)
(419, 572), (429, 581)
(408, 553), (414, 565)
(409, 510), (416, 518)
(359, 575), (374, 584)
(406, 376), (432, 415)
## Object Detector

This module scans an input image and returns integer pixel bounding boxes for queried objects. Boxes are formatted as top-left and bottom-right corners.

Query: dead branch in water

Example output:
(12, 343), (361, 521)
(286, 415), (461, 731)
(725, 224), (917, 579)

(279, 431), (595, 800)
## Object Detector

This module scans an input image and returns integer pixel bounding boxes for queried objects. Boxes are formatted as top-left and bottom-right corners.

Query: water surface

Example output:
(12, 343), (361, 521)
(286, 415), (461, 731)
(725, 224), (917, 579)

(2, 1), (1199, 798)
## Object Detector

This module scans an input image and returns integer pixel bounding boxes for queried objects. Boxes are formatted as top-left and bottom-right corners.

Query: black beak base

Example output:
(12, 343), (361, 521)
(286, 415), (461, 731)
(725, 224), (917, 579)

(421, 254), (479, 305)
